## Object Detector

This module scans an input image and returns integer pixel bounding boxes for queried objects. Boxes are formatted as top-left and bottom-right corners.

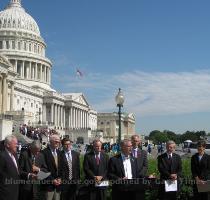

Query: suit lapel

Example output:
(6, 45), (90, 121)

(119, 155), (125, 177)
(130, 157), (136, 178)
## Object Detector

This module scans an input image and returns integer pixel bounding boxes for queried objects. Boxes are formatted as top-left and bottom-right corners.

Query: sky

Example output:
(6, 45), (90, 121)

(2, 0), (210, 135)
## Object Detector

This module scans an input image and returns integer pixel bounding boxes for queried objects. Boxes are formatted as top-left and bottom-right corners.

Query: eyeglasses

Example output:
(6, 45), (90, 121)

(63, 143), (71, 146)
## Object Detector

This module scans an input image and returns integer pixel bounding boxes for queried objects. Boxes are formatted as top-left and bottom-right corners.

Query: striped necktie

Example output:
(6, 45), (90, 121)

(67, 153), (73, 180)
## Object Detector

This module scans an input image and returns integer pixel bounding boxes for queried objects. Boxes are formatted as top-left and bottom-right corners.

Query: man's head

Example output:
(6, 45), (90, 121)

(131, 135), (141, 148)
(120, 139), (132, 156)
(93, 139), (102, 154)
(49, 134), (60, 150)
(30, 140), (41, 156)
(166, 140), (176, 154)
(197, 140), (206, 155)
(4, 135), (18, 154)
(62, 138), (72, 152)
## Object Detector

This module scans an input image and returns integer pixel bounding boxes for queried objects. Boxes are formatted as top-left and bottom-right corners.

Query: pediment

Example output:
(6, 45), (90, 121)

(73, 94), (89, 107)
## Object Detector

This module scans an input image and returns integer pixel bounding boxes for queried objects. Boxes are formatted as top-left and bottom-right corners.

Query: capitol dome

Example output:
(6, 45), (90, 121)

(0, 0), (40, 36)
(0, 0), (53, 91)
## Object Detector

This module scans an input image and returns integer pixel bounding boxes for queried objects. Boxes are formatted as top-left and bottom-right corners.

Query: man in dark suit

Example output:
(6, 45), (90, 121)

(0, 135), (19, 200)
(191, 140), (210, 200)
(40, 134), (61, 200)
(83, 139), (109, 200)
(158, 140), (182, 200)
(131, 135), (148, 200)
(19, 140), (42, 200)
(108, 139), (139, 200)
(59, 138), (80, 200)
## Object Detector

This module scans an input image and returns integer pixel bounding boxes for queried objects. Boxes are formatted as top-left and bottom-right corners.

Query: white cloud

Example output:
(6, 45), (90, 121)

(54, 70), (210, 117)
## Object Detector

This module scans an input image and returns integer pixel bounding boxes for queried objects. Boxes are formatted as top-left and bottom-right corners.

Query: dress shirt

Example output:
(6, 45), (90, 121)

(132, 148), (138, 158)
(198, 154), (203, 161)
(65, 151), (72, 161)
(121, 154), (132, 179)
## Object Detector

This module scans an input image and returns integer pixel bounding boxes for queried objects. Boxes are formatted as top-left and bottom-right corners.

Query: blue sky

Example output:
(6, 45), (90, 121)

(2, 0), (210, 135)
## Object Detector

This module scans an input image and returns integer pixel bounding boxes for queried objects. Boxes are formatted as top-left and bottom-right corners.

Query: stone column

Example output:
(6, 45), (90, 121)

(54, 104), (57, 126)
(42, 104), (46, 123)
(63, 107), (65, 129)
(40, 64), (43, 81)
(45, 66), (47, 82)
(0, 75), (2, 113)
(51, 103), (54, 124)
(35, 63), (37, 80)
(15, 60), (17, 73)
(2, 74), (8, 113)
(73, 107), (75, 129)
(29, 62), (32, 79)
(10, 81), (14, 111)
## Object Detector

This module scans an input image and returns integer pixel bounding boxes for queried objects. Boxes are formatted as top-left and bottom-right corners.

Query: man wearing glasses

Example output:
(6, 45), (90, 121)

(59, 138), (80, 200)
(40, 134), (61, 200)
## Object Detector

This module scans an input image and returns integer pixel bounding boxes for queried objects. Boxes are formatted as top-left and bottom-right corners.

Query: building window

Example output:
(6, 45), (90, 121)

(6, 41), (9, 49)
(0, 41), (2, 49)
(12, 41), (15, 49)
(17, 99), (19, 105)
(31, 103), (33, 108)
(107, 122), (110, 125)
(100, 122), (104, 125)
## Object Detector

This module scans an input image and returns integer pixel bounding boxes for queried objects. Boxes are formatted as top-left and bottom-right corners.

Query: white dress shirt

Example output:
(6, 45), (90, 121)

(121, 154), (132, 179)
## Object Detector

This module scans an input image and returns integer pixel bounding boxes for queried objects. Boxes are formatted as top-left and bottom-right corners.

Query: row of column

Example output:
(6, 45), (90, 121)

(67, 107), (89, 129)
(49, 104), (89, 129)
(50, 104), (65, 128)
(0, 73), (14, 113)
(12, 59), (51, 84)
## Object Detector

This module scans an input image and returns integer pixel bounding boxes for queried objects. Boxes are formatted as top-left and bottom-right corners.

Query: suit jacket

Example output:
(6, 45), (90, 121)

(158, 152), (182, 180)
(19, 149), (44, 191)
(191, 153), (210, 181)
(59, 150), (80, 187)
(134, 149), (148, 178)
(83, 151), (109, 180)
(0, 150), (20, 200)
(108, 154), (138, 180)
(40, 146), (61, 191)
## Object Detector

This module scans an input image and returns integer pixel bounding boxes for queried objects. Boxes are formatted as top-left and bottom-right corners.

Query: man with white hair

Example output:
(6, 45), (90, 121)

(158, 140), (182, 200)
(40, 134), (61, 200)
(0, 135), (19, 200)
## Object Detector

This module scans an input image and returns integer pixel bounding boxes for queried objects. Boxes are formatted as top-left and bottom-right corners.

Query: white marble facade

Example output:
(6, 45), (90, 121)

(0, 0), (97, 142)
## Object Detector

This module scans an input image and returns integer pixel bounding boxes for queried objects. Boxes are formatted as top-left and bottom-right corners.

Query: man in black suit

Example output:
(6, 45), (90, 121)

(191, 140), (210, 200)
(40, 134), (61, 200)
(158, 140), (182, 200)
(19, 140), (42, 200)
(0, 135), (19, 200)
(59, 138), (80, 200)
(83, 139), (109, 200)
(108, 139), (139, 200)
(131, 135), (148, 200)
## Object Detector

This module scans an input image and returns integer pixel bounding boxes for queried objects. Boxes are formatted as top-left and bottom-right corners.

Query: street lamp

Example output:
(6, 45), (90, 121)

(115, 88), (124, 143)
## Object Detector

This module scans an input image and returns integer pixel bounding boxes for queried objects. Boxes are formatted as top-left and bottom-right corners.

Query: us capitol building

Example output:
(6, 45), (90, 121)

(0, 0), (97, 143)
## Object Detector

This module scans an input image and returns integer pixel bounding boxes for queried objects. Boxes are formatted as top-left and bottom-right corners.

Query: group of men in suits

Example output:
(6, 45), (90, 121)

(0, 133), (185, 200)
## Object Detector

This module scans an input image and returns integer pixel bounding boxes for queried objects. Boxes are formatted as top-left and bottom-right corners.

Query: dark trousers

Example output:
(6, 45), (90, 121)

(89, 187), (107, 200)
(61, 185), (77, 200)
(193, 185), (208, 200)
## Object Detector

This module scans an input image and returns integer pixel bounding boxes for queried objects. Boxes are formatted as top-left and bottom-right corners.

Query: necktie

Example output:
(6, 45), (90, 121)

(67, 153), (72, 180)
(53, 150), (58, 168)
(168, 154), (172, 165)
(11, 154), (19, 173)
(96, 154), (100, 165)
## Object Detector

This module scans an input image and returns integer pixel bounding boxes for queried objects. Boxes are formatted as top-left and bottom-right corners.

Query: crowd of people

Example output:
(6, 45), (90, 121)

(0, 133), (209, 200)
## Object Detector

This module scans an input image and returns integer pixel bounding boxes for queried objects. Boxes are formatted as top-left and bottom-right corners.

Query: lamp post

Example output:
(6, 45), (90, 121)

(115, 88), (124, 143)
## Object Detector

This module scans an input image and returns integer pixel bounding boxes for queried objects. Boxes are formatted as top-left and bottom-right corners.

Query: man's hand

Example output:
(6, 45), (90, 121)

(53, 178), (61, 186)
(32, 165), (40, 173)
(94, 176), (103, 183)
(170, 174), (177, 180)
(29, 173), (37, 180)
(195, 177), (206, 185)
